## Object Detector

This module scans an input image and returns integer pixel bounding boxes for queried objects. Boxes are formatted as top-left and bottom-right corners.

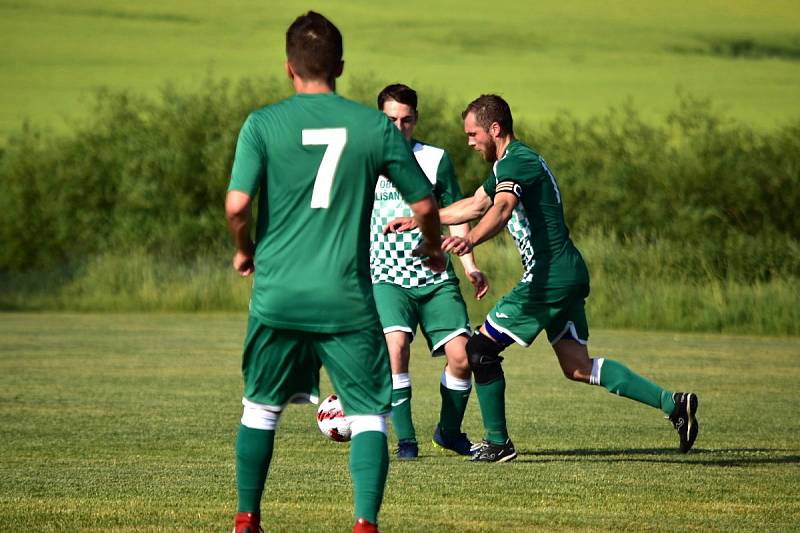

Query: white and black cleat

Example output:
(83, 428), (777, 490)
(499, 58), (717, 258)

(669, 392), (699, 453)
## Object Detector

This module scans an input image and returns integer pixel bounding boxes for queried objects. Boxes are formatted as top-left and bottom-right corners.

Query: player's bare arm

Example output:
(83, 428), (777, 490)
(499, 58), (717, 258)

(408, 194), (446, 272)
(449, 222), (489, 299)
(440, 186), (493, 225)
(225, 190), (255, 277)
(384, 186), (492, 234)
(442, 190), (517, 256)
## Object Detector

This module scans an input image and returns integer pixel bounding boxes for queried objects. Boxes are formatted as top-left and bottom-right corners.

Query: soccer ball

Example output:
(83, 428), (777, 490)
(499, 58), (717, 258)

(316, 394), (351, 442)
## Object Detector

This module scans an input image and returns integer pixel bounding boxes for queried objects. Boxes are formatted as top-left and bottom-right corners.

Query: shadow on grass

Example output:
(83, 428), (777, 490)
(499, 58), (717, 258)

(515, 447), (800, 467)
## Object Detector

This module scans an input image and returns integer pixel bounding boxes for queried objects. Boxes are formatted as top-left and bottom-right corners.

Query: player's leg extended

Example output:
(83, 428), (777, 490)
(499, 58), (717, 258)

(549, 313), (699, 452)
(317, 327), (392, 527)
(547, 295), (678, 412)
(552, 338), (675, 409)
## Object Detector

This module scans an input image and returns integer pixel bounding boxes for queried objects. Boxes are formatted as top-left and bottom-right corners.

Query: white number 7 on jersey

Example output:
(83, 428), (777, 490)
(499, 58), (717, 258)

(302, 128), (347, 209)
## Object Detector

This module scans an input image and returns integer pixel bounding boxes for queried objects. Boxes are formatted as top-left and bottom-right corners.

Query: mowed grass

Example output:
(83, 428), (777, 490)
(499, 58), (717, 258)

(1, 0), (800, 138)
(1, 314), (799, 531)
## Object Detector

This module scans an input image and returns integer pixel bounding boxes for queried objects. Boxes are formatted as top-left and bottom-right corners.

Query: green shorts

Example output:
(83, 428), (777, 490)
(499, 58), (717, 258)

(240, 315), (391, 416)
(485, 282), (590, 347)
(372, 281), (471, 355)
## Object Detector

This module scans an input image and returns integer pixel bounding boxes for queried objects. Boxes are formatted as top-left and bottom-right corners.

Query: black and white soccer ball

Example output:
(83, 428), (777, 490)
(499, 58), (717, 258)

(316, 394), (352, 442)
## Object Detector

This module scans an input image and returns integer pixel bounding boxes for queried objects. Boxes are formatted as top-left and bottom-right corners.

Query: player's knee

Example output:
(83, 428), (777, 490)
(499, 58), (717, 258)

(554, 339), (593, 383)
(386, 335), (411, 368)
(556, 355), (592, 382)
(241, 398), (282, 430)
(562, 366), (591, 383)
(446, 356), (471, 378)
(466, 332), (506, 385)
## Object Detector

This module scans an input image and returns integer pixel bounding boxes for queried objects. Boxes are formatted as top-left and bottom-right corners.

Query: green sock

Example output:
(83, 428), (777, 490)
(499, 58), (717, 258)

(439, 383), (471, 435)
(598, 358), (675, 415)
(350, 431), (389, 523)
(235, 425), (275, 513)
(475, 377), (508, 444)
(391, 386), (416, 442)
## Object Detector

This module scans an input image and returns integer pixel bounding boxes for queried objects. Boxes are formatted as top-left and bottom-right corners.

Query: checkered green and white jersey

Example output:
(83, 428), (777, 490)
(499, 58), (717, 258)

(370, 140), (462, 287)
(482, 139), (589, 288)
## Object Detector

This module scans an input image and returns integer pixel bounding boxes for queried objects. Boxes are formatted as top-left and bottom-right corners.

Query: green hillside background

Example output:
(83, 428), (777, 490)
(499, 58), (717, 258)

(2, 0), (799, 135)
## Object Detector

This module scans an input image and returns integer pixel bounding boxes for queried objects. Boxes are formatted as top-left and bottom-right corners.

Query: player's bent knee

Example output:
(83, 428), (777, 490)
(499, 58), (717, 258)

(562, 367), (591, 383)
(466, 333), (506, 385)
(349, 415), (387, 438)
(241, 398), (282, 430)
(445, 349), (471, 376)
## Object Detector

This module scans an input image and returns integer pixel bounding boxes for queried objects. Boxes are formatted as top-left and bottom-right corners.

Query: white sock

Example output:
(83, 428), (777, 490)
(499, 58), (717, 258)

(441, 370), (471, 391)
(392, 372), (411, 389)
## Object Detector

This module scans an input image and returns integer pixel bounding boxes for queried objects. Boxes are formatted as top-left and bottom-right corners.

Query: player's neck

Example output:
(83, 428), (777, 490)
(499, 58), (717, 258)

(292, 76), (336, 94)
(495, 135), (514, 160)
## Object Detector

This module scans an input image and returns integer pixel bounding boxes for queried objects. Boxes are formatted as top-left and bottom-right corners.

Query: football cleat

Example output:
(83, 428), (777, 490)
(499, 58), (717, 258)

(353, 517), (379, 533)
(395, 439), (419, 460)
(669, 392), (699, 453)
(470, 439), (488, 453)
(233, 512), (262, 533)
(470, 439), (517, 463)
(432, 425), (474, 456)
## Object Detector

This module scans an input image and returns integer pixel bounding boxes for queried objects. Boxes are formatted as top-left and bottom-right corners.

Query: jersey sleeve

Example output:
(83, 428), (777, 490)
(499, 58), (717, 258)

(228, 113), (266, 196)
(482, 173), (497, 199)
(495, 156), (542, 187)
(433, 151), (463, 207)
(381, 121), (432, 204)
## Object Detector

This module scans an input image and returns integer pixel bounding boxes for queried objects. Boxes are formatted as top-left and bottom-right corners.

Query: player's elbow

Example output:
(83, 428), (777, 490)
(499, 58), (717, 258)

(472, 199), (493, 220)
(409, 194), (438, 218)
(495, 198), (516, 224)
(225, 191), (251, 222)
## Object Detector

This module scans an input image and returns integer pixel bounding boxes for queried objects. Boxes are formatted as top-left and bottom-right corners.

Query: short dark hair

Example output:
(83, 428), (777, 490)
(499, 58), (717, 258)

(377, 84), (418, 112)
(285, 11), (343, 82)
(462, 94), (514, 135)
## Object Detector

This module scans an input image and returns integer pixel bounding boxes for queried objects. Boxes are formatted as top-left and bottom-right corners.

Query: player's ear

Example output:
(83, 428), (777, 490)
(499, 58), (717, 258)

(285, 61), (295, 80)
(334, 60), (344, 78)
(490, 121), (501, 138)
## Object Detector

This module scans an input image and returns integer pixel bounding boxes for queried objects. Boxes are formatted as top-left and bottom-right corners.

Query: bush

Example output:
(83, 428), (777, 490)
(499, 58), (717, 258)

(0, 76), (798, 327)
(0, 76), (290, 271)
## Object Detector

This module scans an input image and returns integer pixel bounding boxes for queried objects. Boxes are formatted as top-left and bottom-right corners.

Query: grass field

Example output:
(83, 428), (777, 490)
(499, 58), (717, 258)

(1, 313), (798, 531)
(2, 0), (800, 139)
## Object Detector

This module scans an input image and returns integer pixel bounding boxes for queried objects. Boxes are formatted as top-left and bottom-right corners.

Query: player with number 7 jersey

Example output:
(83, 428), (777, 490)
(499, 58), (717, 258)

(225, 12), (444, 532)
(229, 92), (435, 333)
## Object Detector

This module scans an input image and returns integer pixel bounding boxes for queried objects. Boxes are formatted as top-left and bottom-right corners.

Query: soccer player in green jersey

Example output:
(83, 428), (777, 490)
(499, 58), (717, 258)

(371, 84), (489, 460)
(225, 12), (445, 532)
(387, 94), (699, 463)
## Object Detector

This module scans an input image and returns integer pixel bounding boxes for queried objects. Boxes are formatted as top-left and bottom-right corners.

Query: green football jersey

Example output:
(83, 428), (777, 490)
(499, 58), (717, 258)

(229, 92), (433, 333)
(482, 139), (589, 287)
(370, 140), (462, 287)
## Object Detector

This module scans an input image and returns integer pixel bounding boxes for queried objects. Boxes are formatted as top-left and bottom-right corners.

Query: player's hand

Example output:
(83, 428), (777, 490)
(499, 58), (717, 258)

(232, 249), (254, 277)
(412, 239), (446, 272)
(383, 217), (417, 234)
(467, 270), (489, 300)
(442, 235), (473, 256)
